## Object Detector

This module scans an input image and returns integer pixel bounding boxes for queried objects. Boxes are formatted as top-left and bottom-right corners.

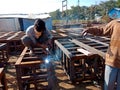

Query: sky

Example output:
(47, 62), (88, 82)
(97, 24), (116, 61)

(0, 0), (109, 14)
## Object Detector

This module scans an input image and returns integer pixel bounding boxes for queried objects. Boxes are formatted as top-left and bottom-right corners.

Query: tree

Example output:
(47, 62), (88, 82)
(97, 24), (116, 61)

(49, 0), (117, 21)
(116, 0), (120, 7)
(49, 9), (61, 20)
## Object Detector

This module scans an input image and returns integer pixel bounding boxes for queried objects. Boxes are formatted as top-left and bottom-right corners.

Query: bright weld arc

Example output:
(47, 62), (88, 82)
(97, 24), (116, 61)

(45, 57), (50, 63)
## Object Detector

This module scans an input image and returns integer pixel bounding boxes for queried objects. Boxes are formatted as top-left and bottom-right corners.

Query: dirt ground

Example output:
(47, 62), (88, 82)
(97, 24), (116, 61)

(5, 54), (104, 90)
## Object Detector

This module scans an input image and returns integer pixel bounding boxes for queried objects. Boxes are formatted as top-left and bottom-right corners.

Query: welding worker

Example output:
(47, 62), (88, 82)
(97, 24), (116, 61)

(81, 15), (120, 90)
(21, 19), (53, 56)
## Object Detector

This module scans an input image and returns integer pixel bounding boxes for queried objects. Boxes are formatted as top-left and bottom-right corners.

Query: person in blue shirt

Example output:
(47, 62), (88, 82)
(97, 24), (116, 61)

(21, 19), (53, 55)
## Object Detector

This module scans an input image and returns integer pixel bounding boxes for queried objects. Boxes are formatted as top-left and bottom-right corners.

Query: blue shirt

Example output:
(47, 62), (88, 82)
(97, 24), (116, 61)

(26, 25), (53, 44)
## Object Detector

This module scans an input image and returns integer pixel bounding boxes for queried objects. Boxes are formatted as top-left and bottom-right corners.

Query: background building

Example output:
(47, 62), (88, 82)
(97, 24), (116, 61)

(0, 14), (53, 31)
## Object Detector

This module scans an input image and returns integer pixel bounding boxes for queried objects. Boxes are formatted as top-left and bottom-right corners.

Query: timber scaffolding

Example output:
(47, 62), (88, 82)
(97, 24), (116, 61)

(52, 29), (109, 83)
(0, 31), (25, 90)
(0, 28), (110, 90)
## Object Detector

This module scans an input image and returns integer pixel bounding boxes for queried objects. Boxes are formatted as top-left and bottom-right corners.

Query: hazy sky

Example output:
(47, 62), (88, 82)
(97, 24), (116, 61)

(0, 0), (109, 14)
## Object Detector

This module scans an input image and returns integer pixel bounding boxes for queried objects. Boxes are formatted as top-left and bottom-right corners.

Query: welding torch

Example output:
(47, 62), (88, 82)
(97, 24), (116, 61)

(46, 48), (50, 54)
(45, 48), (51, 64)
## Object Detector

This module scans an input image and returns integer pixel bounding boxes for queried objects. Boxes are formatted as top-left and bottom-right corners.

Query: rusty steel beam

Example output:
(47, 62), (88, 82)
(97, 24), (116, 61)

(15, 46), (56, 90)
(73, 34), (110, 58)
(54, 40), (72, 59)
(15, 47), (46, 90)
(7, 31), (25, 40)
(0, 31), (25, 53)
(87, 38), (109, 47)
(0, 68), (7, 90)
(0, 31), (14, 39)
(0, 43), (9, 66)
(54, 38), (101, 83)
(71, 39), (106, 59)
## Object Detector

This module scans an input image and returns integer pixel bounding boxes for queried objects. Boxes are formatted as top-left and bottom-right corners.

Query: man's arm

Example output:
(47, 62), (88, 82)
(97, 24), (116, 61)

(26, 26), (37, 44)
(81, 21), (114, 37)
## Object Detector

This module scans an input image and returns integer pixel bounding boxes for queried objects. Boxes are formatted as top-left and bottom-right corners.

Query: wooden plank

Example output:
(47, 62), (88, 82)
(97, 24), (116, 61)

(87, 38), (109, 46)
(55, 40), (72, 58)
(59, 33), (68, 37)
(0, 31), (13, 39)
(77, 48), (92, 56)
(20, 60), (44, 66)
(0, 68), (7, 90)
(7, 31), (22, 40)
(51, 30), (57, 33)
(71, 39), (106, 59)
(15, 47), (28, 65)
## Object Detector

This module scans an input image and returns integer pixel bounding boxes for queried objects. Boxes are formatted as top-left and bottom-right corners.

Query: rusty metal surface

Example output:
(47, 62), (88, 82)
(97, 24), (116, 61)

(15, 47), (57, 90)
(0, 31), (25, 53)
(0, 67), (7, 90)
(0, 43), (9, 67)
(52, 28), (110, 84)
(73, 36), (109, 59)
(15, 47), (47, 90)
(54, 38), (103, 83)
(0, 29), (110, 89)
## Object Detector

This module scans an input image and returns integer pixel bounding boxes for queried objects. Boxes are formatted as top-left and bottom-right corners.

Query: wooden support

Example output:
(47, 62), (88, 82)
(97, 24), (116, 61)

(54, 38), (99, 83)
(52, 29), (109, 83)
(71, 39), (106, 59)
(0, 43), (9, 67)
(0, 68), (7, 90)
(15, 47), (55, 90)
(0, 31), (25, 54)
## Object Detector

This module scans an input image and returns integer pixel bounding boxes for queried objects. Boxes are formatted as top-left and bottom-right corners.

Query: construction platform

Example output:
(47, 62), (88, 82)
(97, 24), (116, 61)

(0, 28), (109, 90)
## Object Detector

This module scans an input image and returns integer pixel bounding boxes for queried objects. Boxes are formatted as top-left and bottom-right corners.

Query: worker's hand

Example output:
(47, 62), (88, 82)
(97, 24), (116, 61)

(41, 44), (50, 54)
(42, 47), (50, 55)
(41, 44), (48, 49)
(36, 43), (46, 48)
(81, 28), (88, 37)
(46, 39), (53, 49)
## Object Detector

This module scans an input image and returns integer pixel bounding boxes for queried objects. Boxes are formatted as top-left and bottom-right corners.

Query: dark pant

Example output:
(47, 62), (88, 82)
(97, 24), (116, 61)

(21, 35), (35, 51)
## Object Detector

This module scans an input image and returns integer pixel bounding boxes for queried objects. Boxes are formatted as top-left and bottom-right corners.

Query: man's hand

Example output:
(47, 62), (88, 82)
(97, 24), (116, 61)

(81, 28), (88, 37)
(46, 39), (53, 48)
(36, 43), (47, 49)
(36, 43), (50, 54)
